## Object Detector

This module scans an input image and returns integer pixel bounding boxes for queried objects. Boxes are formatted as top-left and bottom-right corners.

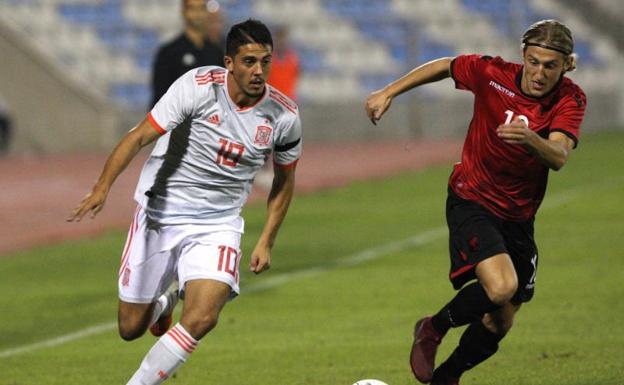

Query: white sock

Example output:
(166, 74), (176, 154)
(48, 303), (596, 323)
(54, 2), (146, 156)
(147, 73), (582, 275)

(126, 323), (198, 385)
(148, 294), (168, 327)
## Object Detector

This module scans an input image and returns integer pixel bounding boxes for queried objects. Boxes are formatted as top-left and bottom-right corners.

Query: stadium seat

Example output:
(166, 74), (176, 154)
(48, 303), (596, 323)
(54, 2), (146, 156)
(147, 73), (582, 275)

(110, 82), (151, 110)
(0, 0), (616, 107)
(296, 45), (326, 73)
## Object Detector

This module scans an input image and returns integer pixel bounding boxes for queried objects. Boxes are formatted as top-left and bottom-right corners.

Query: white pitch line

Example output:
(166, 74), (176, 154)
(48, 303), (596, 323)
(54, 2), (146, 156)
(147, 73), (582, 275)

(245, 226), (448, 293)
(2, 178), (615, 359)
(540, 174), (624, 210)
(0, 322), (117, 358)
(0, 227), (447, 359)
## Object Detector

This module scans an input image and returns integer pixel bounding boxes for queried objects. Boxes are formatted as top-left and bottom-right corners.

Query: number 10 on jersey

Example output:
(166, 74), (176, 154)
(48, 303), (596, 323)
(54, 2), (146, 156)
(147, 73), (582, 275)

(217, 138), (245, 167)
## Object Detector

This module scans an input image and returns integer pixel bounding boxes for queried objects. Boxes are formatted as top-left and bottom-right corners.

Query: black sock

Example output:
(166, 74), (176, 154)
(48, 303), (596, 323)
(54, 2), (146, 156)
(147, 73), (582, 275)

(437, 321), (505, 377)
(430, 282), (501, 335)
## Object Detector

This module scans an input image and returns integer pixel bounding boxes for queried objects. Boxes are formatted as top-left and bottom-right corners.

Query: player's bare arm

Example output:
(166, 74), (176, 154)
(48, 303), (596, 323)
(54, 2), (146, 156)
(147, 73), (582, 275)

(365, 57), (453, 125)
(496, 119), (574, 170)
(67, 118), (161, 222)
(249, 163), (296, 274)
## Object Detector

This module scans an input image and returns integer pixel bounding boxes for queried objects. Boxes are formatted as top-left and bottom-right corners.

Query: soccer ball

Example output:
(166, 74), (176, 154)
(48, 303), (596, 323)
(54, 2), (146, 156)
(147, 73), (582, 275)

(352, 380), (389, 385)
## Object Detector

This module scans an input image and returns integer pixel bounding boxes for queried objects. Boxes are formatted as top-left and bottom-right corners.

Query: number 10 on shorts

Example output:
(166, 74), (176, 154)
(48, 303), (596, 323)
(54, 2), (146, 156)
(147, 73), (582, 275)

(217, 245), (240, 282)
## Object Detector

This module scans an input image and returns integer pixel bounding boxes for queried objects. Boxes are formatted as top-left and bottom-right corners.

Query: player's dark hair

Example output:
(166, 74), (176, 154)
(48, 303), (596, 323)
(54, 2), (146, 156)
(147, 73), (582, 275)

(225, 19), (273, 57)
(521, 19), (577, 71)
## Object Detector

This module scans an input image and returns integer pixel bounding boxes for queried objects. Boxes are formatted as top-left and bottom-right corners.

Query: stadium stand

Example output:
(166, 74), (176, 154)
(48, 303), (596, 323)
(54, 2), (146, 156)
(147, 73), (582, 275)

(1, 0), (620, 107)
(0, 0), (622, 145)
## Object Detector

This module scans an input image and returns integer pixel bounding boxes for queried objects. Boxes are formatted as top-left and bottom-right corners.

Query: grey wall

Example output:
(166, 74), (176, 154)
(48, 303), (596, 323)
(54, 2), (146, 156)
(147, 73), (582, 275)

(0, 22), (121, 155)
(299, 91), (473, 143)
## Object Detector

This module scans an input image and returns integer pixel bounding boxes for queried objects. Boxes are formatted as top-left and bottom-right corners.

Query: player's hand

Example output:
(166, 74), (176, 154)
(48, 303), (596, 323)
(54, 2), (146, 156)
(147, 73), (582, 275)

(66, 187), (108, 222)
(249, 244), (272, 274)
(365, 88), (393, 125)
(496, 117), (537, 146)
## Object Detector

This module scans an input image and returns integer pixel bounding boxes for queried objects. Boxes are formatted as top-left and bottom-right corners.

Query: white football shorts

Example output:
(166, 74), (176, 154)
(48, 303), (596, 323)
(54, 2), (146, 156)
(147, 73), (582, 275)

(118, 205), (244, 303)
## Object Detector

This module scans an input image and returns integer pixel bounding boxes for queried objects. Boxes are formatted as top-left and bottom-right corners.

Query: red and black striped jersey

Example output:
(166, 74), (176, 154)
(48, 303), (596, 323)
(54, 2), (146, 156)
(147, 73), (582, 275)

(449, 54), (586, 221)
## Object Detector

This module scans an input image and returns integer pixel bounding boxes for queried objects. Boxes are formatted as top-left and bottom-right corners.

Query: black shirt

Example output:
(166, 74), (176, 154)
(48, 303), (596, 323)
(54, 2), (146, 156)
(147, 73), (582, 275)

(151, 33), (224, 108)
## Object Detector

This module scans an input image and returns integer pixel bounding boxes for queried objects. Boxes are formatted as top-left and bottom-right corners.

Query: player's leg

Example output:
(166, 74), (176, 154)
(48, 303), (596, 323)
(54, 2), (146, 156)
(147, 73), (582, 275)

(431, 218), (537, 384)
(411, 253), (517, 383)
(431, 189), (519, 335)
(118, 282), (179, 341)
(149, 281), (180, 337)
(126, 279), (231, 385)
(125, 227), (242, 385)
(178, 279), (231, 338)
(410, 190), (514, 383)
(118, 302), (154, 341)
(431, 303), (521, 384)
(475, 253), (519, 304)
(117, 206), (179, 340)
(431, 252), (518, 334)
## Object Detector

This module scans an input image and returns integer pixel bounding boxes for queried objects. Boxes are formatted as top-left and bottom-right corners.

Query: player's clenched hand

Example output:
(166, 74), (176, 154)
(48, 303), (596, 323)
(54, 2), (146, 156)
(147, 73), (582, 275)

(365, 89), (393, 125)
(249, 244), (271, 274)
(496, 117), (538, 146)
(66, 187), (108, 222)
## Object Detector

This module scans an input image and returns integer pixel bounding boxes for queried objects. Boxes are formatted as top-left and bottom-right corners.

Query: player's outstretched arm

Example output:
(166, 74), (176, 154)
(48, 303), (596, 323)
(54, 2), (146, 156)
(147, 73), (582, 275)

(365, 57), (453, 125)
(249, 163), (297, 274)
(67, 118), (162, 222)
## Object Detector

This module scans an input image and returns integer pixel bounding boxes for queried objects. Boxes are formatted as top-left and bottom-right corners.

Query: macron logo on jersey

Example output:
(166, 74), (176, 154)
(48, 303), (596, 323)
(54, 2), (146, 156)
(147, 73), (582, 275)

(489, 80), (515, 98)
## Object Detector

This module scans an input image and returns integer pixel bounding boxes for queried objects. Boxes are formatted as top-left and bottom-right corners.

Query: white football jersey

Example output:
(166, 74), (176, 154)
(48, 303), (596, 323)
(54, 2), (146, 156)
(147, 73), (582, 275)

(134, 66), (302, 226)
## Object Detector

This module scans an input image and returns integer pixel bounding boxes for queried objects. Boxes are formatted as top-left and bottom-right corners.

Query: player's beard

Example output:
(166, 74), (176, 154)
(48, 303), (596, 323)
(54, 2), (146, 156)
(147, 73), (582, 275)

(245, 81), (266, 98)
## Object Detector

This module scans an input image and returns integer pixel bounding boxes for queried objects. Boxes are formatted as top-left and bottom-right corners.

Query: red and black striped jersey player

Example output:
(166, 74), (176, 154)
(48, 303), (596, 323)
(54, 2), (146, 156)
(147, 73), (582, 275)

(365, 20), (586, 385)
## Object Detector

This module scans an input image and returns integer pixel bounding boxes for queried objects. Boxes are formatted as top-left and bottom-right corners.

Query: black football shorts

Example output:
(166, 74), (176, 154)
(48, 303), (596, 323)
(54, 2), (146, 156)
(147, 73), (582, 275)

(445, 188), (538, 304)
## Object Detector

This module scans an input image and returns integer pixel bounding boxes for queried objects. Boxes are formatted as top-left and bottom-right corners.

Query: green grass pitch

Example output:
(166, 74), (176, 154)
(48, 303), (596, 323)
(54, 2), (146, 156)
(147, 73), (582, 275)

(1, 132), (623, 385)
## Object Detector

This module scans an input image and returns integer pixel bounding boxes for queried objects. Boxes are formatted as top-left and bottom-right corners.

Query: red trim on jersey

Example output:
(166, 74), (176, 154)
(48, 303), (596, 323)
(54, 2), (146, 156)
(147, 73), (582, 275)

(195, 70), (225, 79)
(147, 112), (166, 135)
(195, 69), (226, 85)
(450, 263), (476, 280)
(269, 89), (297, 114)
(274, 159), (299, 170)
(119, 206), (141, 276)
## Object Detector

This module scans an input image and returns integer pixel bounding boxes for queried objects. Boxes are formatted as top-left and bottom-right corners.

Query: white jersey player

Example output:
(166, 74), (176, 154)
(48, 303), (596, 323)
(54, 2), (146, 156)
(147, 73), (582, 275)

(68, 19), (300, 385)
(137, 65), (300, 227)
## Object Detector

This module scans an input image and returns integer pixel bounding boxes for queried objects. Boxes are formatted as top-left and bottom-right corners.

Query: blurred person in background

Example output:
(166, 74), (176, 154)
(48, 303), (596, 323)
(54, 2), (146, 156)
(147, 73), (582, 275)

(151, 0), (225, 108)
(256, 24), (300, 189)
(366, 19), (586, 385)
(203, 0), (225, 47)
(267, 24), (300, 101)
(69, 19), (302, 385)
(0, 93), (12, 155)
